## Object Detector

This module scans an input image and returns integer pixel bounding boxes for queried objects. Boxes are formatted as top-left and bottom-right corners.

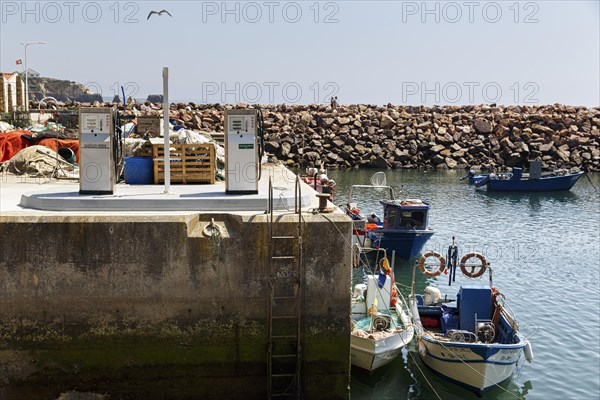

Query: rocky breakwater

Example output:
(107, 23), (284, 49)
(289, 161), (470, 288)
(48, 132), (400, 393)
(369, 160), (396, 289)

(40, 100), (600, 171)
(256, 104), (600, 172)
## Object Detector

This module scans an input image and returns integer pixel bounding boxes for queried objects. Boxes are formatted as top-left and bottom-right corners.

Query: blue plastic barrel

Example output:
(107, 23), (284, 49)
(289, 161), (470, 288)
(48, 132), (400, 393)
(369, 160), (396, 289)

(124, 156), (154, 184)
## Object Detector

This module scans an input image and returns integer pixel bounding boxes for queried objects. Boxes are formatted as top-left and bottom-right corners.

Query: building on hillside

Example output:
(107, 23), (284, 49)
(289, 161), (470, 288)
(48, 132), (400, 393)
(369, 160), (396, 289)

(0, 72), (26, 113)
(25, 68), (40, 78)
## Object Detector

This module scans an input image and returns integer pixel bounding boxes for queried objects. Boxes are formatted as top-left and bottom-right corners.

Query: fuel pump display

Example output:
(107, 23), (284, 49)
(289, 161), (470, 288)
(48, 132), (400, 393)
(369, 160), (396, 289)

(224, 109), (263, 194)
(79, 107), (116, 194)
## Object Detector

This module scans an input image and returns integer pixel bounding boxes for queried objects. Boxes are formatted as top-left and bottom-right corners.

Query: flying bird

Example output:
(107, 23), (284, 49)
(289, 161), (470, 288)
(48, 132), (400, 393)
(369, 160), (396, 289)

(147, 9), (172, 19)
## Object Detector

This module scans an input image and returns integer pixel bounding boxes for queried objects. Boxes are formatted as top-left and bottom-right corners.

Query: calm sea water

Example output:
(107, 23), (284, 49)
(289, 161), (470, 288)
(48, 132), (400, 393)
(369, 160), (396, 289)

(327, 169), (600, 400)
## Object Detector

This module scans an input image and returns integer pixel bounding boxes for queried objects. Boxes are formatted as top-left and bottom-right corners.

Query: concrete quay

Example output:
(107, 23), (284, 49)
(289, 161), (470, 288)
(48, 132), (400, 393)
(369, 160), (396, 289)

(0, 165), (352, 400)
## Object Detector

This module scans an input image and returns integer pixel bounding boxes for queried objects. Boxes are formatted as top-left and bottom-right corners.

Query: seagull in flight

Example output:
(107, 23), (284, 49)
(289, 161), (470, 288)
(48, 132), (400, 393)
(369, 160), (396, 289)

(147, 9), (172, 20)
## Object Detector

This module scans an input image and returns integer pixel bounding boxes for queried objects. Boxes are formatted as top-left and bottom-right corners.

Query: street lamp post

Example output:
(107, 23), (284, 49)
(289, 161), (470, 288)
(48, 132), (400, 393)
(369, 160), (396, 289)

(20, 41), (46, 112)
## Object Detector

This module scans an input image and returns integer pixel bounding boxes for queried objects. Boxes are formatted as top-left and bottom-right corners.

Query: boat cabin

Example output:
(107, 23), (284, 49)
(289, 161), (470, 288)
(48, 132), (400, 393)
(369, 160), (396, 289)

(415, 285), (520, 345)
(380, 199), (430, 230)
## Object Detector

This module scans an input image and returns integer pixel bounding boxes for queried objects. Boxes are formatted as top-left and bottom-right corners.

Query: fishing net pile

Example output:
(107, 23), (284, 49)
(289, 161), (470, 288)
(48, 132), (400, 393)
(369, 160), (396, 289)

(0, 145), (77, 178)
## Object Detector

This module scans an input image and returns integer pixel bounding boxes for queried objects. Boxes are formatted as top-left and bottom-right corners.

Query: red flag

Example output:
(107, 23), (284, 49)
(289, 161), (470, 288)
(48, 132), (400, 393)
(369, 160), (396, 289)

(16, 59), (22, 65)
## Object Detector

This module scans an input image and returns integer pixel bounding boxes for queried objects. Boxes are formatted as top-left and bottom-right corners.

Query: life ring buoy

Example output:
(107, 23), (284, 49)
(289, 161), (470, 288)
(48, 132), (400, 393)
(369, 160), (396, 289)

(418, 251), (446, 277)
(417, 337), (427, 357)
(459, 252), (488, 278)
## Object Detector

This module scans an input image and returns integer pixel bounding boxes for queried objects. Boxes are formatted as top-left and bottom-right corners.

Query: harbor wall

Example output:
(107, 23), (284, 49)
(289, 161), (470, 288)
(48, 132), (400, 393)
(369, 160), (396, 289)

(0, 213), (352, 399)
(46, 102), (600, 171)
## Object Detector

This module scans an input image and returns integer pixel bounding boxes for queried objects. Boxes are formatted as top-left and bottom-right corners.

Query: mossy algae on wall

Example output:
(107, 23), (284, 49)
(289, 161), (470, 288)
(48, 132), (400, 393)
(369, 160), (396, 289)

(0, 213), (352, 399)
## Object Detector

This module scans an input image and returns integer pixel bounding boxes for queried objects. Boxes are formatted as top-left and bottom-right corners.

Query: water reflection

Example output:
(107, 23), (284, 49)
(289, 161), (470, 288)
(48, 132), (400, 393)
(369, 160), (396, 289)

(476, 190), (580, 212)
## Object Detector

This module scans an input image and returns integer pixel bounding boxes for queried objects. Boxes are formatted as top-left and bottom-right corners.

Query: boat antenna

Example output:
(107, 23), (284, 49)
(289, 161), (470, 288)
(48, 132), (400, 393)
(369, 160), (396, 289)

(447, 236), (458, 286)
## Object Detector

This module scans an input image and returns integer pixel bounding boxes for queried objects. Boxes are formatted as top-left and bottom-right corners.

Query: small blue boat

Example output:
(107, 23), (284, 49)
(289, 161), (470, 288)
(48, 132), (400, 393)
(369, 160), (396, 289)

(461, 170), (488, 185)
(343, 174), (434, 260)
(475, 167), (584, 191)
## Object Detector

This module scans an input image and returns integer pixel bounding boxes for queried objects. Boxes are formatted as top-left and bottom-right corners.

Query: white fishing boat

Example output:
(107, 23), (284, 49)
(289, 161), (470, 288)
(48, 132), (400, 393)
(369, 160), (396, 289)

(409, 239), (533, 396)
(351, 249), (415, 372)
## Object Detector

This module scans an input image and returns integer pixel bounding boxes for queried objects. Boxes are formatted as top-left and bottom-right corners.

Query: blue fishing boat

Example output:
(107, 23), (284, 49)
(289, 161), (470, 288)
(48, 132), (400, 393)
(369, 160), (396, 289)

(461, 170), (488, 185)
(475, 166), (584, 191)
(343, 173), (434, 260)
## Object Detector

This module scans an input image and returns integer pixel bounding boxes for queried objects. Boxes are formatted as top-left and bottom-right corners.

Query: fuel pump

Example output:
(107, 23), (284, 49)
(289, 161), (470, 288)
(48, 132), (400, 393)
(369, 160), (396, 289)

(79, 107), (117, 194)
(224, 109), (264, 194)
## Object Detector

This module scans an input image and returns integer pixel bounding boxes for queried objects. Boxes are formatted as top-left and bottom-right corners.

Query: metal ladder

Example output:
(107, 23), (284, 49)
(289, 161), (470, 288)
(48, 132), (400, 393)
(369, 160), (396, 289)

(267, 176), (303, 399)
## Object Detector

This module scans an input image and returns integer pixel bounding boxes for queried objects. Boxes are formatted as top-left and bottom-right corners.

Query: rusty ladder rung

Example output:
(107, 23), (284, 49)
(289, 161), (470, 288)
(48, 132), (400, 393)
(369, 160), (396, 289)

(272, 354), (298, 359)
(274, 296), (296, 300)
(272, 373), (296, 378)
(272, 335), (296, 339)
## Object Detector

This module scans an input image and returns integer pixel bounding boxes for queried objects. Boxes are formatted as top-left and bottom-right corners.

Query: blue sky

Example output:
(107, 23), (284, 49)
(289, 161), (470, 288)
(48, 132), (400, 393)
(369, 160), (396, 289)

(1, 0), (599, 105)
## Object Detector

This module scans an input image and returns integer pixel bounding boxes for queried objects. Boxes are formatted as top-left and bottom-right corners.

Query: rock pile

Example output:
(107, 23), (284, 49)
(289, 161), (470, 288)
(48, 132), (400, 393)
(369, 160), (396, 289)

(35, 101), (600, 171)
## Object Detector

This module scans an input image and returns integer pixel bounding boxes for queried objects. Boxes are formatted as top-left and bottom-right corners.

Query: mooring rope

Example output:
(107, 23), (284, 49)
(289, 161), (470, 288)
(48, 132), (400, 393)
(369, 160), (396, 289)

(585, 174), (598, 191)
(392, 286), (442, 400)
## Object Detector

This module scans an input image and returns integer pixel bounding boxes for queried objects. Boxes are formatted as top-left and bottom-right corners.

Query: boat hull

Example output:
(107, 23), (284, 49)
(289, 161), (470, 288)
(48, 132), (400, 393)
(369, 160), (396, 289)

(368, 230), (434, 259)
(417, 336), (526, 396)
(351, 299), (415, 372)
(484, 172), (584, 191)
(350, 333), (409, 371)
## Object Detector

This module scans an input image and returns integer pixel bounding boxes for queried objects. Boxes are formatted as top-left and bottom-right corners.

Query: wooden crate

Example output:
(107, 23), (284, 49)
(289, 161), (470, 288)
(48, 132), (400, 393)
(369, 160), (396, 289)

(139, 141), (154, 157)
(152, 143), (215, 184)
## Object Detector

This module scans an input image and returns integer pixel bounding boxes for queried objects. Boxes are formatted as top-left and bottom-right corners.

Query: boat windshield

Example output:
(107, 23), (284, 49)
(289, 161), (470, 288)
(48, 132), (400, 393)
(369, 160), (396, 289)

(399, 211), (425, 228)
(385, 209), (426, 228)
(384, 208), (396, 227)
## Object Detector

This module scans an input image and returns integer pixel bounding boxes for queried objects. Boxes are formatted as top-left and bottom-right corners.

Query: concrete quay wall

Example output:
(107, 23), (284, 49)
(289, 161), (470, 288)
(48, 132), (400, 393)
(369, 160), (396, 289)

(0, 212), (352, 399)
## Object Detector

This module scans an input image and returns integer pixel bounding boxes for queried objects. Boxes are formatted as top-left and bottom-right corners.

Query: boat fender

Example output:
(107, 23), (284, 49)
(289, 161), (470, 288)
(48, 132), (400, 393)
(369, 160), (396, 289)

(379, 257), (391, 274)
(524, 342), (534, 362)
(418, 251), (446, 277)
(417, 338), (427, 357)
(353, 284), (367, 298)
(423, 286), (442, 305)
(459, 252), (488, 278)
(352, 244), (361, 269)
(368, 303), (378, 316)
